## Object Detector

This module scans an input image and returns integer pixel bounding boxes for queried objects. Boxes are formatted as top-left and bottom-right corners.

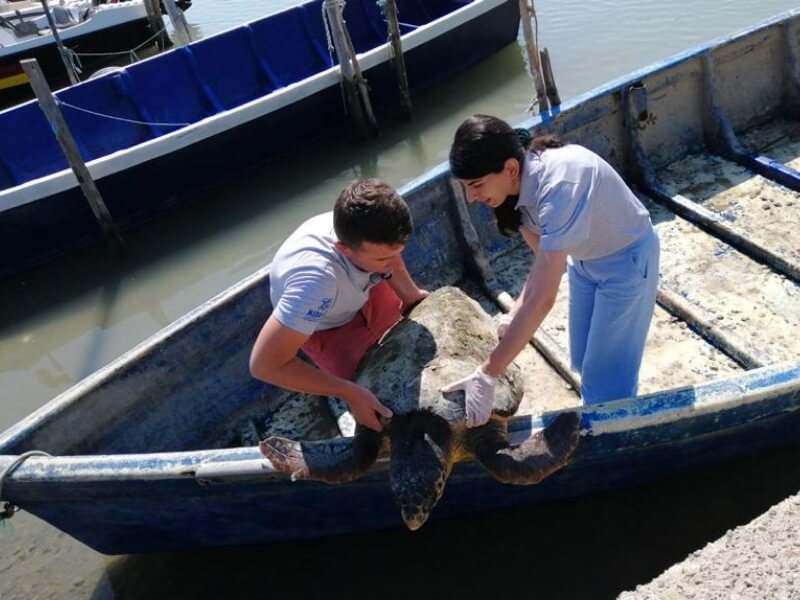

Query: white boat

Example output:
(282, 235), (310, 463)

(0, 0), (162, 101)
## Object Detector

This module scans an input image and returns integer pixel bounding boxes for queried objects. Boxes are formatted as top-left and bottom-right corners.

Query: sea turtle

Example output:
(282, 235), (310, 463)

(259, 286), (581, 530)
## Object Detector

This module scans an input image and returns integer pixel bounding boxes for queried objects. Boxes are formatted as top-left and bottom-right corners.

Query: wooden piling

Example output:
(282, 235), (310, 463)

(143, 0), (170, 51)
(540, 47), (561, 108)
(39, 0), (79, 85)
(324, 0), (378, 137)
(382, 0), (412, 116)
(518, 0), (548, 113)
(21, 59), (125, 256)
(162, 0), (192, 46)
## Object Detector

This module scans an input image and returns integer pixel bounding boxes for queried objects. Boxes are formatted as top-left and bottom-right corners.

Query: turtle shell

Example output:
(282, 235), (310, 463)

(352, 286), (524, 421)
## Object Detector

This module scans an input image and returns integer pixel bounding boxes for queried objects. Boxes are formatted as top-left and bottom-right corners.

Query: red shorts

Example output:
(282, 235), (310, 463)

(301, 281), (403, 380)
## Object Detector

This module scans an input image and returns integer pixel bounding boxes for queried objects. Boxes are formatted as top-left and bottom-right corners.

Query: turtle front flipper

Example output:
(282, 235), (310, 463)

(468, 411), (581, 485)
(259, 427), (382, 484)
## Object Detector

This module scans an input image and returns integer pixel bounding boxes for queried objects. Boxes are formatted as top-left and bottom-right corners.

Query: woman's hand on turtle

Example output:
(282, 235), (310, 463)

(343, 385), (393, 431)
(440, 366), (496, 427)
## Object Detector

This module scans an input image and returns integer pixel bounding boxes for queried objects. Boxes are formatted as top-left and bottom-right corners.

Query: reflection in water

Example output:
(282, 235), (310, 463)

(96, 442), (800, 600)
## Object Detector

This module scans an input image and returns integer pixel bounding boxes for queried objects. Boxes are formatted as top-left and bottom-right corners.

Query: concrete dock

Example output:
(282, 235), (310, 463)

(619, 491), (800, 600)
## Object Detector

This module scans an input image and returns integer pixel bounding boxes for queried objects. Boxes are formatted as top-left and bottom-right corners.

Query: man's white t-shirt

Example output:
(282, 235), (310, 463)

(269, 212), (386, 335)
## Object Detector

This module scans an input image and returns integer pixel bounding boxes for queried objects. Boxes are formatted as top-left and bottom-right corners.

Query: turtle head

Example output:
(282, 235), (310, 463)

(388, 412), (454, 531)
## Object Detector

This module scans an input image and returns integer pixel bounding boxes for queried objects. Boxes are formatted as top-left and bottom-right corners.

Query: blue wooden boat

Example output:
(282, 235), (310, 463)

(2, 8), (800, 555)
(0, 0), (521, 277)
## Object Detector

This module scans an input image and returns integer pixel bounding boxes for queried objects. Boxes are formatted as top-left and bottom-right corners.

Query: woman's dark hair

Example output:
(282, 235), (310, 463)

(334, 178), (412, 248)
(449, 114), (563, 236)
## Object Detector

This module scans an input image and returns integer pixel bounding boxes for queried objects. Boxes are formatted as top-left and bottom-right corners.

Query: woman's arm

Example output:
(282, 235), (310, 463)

(509, 226), (541, 314)
(483, 247), (567, 377)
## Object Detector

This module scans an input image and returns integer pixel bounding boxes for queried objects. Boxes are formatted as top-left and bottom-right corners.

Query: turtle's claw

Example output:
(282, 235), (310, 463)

(259, 437), (311, 480)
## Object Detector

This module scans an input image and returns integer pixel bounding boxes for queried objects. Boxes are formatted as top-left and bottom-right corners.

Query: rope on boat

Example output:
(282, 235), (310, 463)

(0, 451), (52, 525)
(54, 98), (191, 128)
(62, 25), (169, 77)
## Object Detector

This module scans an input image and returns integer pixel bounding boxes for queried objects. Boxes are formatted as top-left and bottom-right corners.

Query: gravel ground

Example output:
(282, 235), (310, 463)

(619, 492), (800, 600)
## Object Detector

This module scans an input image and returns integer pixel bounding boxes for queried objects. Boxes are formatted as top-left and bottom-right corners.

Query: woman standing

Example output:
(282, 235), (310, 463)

(442, 114), (660, 426)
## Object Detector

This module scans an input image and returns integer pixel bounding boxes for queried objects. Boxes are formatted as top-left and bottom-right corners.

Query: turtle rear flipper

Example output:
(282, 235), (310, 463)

(259, 428), (382, 484)
(471, 411), (580, 485)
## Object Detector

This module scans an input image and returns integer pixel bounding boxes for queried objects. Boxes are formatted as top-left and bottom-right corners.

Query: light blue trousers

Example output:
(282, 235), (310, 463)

(567, 225), (660, 404)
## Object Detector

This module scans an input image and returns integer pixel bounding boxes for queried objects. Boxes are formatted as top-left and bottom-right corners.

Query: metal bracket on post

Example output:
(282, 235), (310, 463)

(21, 59), (126, 257)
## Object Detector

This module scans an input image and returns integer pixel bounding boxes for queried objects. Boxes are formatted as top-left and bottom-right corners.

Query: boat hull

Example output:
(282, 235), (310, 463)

(2, 362), (798, 555)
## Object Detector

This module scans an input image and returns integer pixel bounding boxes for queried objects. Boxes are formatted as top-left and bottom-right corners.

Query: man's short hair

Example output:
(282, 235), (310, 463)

(333, 178), (413, 248)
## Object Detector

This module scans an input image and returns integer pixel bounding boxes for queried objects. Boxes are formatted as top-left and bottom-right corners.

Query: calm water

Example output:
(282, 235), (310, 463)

(1, 1), (799, 598)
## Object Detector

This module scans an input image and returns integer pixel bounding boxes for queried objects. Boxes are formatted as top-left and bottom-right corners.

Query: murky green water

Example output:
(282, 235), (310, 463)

(1, 1), (799, 597)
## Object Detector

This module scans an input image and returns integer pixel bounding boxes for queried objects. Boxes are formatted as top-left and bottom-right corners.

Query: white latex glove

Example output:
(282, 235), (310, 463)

(496, 313), (514, 339)
(440, 366), (497, 427)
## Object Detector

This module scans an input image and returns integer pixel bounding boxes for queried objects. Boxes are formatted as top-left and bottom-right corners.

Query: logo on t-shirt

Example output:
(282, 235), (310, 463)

(305, 297), (334, 321)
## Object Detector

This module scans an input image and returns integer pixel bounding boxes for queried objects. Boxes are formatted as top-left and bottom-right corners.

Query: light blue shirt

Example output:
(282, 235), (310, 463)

(517, 144), (650, 260)
(269, 213), (386, 335)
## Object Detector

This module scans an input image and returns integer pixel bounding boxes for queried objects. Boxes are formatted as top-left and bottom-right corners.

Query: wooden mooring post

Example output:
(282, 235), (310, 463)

(519, 0), (560, 113)
(143, 0), (170, 51)
(162, 0), (192, 46)
(21, 59), (126, 256)
(324, 0), (378, 137)
(39, 0), (79, 85)
(518, 0), (548, 112)
(381, 0), (412, 116)
(540, 47), (560, 108)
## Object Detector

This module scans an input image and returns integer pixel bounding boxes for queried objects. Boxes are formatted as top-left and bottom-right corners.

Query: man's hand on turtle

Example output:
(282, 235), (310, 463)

(402, 289), (430, 315)
(440, 366), (496, 427)
(343, 385), (393, 432)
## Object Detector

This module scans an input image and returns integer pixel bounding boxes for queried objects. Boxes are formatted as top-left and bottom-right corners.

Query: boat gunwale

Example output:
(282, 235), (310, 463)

(514, 7), (800, 132)
(0, 360), (798, 484)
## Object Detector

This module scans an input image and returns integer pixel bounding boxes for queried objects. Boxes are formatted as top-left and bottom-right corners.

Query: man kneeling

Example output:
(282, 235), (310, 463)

(249, 178), (428, 431)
